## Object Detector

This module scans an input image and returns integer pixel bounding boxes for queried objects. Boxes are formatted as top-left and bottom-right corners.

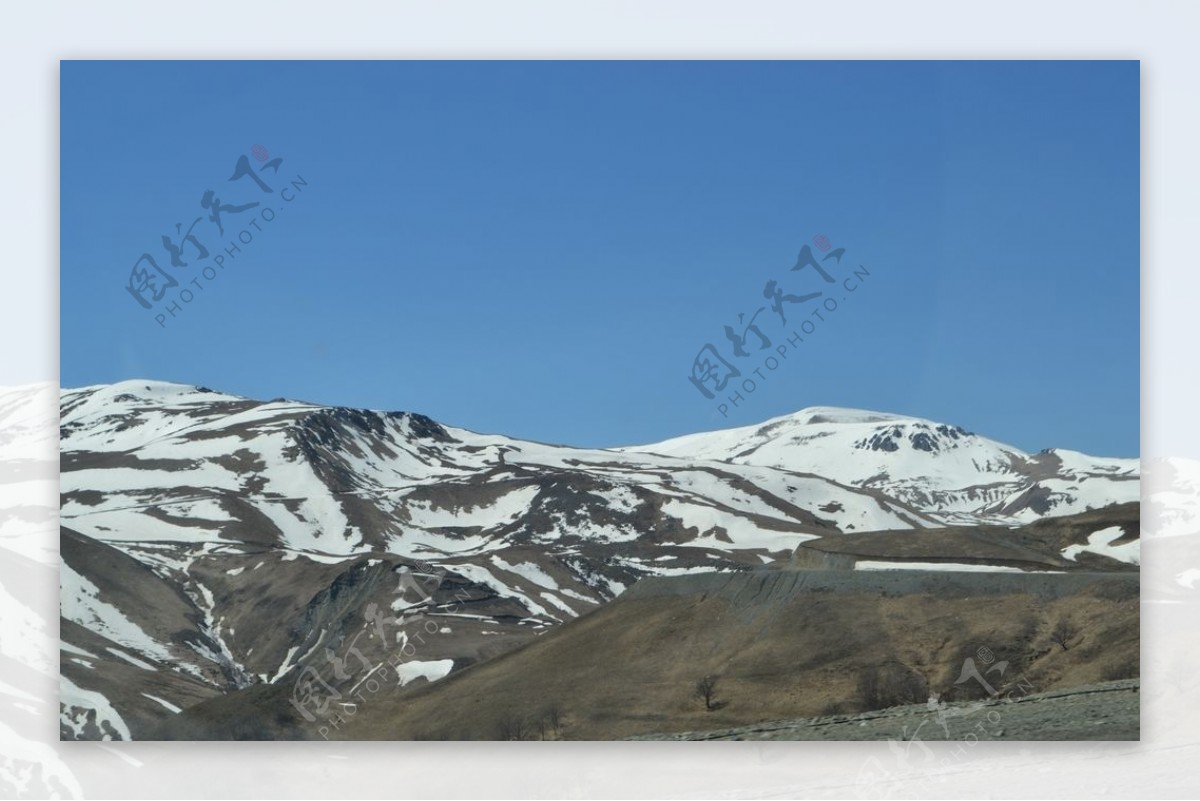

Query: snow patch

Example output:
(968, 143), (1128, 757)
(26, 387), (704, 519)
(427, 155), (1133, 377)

(1062, 526), (1140, 565)
(854, 561), (1054, 573)
(141, 693), (182, 713)
(393, 659), (454, 687)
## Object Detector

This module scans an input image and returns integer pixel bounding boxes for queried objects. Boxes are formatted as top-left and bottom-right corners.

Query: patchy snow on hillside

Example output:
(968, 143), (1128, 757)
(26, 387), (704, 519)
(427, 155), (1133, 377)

(1062, 526), (1140, 565)
(60, 675), (131, 741)
(491, 556), (559, 590)
(60, 563), (174, 665)
(403, 486), (538, 530)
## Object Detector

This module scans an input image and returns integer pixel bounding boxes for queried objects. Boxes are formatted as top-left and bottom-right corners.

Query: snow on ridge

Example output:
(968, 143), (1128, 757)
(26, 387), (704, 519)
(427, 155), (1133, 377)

(57, 381), (1138, 545)
(1047, 448), (1139, 477)
(57, 381), (1135, 479)
(621, 405), (1030, 475)
(785, 406), (917, 425)
(61, 379), (248, 408)
(618, 405), (917, 453)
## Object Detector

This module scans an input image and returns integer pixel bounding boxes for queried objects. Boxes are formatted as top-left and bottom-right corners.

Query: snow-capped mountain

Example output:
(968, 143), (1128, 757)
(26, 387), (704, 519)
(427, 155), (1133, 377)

(60, 382), (942, 567)
(626, 407), (1139, 524)
(56, 381), (1140, 740)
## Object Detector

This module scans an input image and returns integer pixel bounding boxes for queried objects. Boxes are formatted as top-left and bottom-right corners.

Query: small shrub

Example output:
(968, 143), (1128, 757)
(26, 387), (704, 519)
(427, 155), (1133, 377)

(1099, 657), (1139, 682)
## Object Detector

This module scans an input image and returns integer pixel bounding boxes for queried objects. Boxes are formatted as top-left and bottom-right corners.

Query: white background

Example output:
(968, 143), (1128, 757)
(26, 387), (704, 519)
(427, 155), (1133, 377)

(2, 1), (1198, 797)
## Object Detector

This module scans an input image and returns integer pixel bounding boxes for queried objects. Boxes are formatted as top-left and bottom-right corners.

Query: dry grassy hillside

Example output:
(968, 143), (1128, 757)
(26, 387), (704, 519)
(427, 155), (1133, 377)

(165, 569), (1138, 740)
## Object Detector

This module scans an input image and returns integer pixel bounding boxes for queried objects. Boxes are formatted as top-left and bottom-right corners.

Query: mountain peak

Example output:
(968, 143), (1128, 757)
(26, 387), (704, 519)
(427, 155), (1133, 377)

(65, 379), (245, 404)
(626, 404), (990, 465)
(773, 406), (917, 426)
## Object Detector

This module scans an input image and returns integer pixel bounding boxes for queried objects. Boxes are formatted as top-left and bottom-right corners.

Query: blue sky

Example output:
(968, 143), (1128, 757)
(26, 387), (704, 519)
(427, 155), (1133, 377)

(60, 61), (1139, 456)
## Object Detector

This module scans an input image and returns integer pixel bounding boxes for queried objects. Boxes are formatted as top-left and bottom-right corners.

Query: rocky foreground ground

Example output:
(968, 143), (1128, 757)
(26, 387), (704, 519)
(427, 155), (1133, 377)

(628, 679), (1139, 740)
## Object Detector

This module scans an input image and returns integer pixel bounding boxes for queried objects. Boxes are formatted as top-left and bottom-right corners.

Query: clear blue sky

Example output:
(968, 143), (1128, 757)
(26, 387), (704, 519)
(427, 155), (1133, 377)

(61, 61), (1139, 456)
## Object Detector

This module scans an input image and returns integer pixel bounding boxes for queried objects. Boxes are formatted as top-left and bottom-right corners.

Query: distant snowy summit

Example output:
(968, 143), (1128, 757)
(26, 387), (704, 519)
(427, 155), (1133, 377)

(626, 404), (1137, 523)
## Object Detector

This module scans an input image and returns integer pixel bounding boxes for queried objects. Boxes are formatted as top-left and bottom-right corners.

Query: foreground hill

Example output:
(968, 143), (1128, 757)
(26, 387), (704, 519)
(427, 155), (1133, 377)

(162, 564), (1138, 740)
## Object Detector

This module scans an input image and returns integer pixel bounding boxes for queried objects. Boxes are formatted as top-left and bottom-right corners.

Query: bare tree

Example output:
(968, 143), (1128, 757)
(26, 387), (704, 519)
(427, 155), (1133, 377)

(857, 661), (928, 710)
(1050, 619), (1078, 651)
(540, 702), (563, 738)
(857, 667), (882, 709)
(496, 713), (528, 741)
(695, 674), (720, 711)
